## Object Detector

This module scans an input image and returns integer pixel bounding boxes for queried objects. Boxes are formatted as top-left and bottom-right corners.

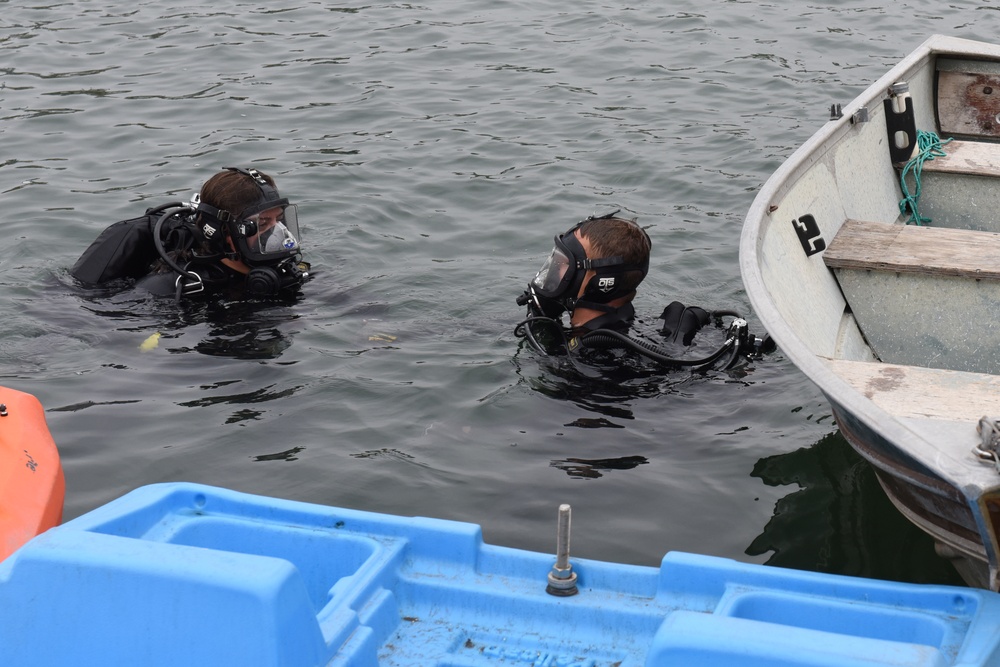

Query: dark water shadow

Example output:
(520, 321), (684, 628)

(55, 273), (312, 361)
(252, 446), (305, 462)
(550, 454), (649, 479)
(513, 334), (752, 422)
(169, 298), (301, 360)
(747, 430), (966, 586)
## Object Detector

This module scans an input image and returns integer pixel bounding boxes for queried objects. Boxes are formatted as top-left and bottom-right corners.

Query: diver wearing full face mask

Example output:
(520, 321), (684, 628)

(520, 211), (651, 332)
(516, 212), (773, 370)
(71, 167), (311, 300)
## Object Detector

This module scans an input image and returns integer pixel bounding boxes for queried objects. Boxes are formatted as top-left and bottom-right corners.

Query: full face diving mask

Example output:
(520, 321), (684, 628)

(226, 168), (301, 265)
(518, 212), (649, 319)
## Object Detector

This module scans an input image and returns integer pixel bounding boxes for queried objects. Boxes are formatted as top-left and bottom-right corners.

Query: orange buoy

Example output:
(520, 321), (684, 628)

(0, 387), (65, 560)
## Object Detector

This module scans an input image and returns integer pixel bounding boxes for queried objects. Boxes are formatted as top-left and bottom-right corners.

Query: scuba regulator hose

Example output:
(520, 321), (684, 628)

(514, 312), (772, 371)
(577, 326), (740, 370)
(515, 316), (573, 357)
(152, 205), (207, 300)
(153, 204), (196, 277)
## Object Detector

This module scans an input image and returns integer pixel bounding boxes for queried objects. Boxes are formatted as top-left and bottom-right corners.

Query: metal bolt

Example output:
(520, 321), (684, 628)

(546, 504), (578, 596)
(0, 404), (7, 417)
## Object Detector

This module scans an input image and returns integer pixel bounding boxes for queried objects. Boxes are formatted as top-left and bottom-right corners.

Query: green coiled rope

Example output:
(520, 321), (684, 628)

(899, 130), (952, 225)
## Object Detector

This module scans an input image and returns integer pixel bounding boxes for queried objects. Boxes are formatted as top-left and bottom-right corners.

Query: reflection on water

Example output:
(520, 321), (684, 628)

(551, 454), (649, 479)
(191, 327), (290, 359)
(521, 362), (687, 423)
(49, 399), (141, 413)
(747, 431), (966, 587)
(252, 446), (305, 463)
(75, 284), (305, 361)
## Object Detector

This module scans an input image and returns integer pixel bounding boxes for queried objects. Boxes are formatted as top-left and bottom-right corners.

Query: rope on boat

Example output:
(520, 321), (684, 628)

(898, 130), (952, 226)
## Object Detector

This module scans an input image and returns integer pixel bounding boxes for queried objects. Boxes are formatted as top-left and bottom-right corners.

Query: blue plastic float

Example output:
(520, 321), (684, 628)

(1, 482), (998, 666)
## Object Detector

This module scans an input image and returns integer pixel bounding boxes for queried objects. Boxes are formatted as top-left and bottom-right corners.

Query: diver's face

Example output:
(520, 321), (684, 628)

(247, 207), (283, 250)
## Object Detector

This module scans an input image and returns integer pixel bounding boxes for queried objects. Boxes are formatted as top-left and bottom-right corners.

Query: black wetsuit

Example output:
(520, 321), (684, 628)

(71, 214), (166, 285)
(519, 303), (637, 359)
(571, 302), (636, 335)
(132, 264), (245, 298)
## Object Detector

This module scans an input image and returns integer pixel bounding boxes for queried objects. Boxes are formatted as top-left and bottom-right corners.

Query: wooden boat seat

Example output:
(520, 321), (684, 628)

(822, 357), (1000, 422)
(912, 139), (1000, 178)
(823, 218), (1000, 280)
(824, 219), (1000, 374)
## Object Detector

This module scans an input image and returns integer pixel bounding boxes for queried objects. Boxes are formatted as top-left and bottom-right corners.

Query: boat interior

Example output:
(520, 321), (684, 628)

(818, 54), (1000, 409)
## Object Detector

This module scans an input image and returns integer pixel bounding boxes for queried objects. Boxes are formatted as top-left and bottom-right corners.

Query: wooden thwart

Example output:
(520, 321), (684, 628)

(823, 219), (1000, 280)
(823, 357), (1000, 422)
(913, 139), (1000, 177)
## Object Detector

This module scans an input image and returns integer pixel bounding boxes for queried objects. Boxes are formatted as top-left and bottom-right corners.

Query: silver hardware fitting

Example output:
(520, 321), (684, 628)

(176, 272), (205, 296)
(974, 417), (1000, 474)
(830, 104), (869, 125)
(546, 504), (579, 597)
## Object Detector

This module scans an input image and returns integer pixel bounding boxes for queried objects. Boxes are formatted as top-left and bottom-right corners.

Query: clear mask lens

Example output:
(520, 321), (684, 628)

(531, 246), (572, 296)
(243, 204), (300, 258)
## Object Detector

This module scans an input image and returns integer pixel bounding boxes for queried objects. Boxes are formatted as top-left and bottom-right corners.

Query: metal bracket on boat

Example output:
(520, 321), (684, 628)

(829, 104), (869, 125)
(831, 103), (869, 125)
(884, 81), (917, 163)
(546, 504), (579, 597)
(975, 417), (1000, 473)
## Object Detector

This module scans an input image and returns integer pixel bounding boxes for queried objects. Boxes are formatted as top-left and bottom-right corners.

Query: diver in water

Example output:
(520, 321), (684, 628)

(70, 167), (310, 300)
(523, 212), (652, 333)
(515, 211), (772, 370)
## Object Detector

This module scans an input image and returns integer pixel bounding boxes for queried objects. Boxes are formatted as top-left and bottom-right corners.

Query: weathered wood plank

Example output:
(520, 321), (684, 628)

(823, 219), (1000, 280)
(937, 69), (1000, 141)
(822, 357), (1000, 422)
(916, 139), (1000, 177)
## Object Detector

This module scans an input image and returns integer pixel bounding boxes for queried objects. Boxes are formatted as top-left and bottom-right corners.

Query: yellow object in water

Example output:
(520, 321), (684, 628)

(139, 332), (161, 352)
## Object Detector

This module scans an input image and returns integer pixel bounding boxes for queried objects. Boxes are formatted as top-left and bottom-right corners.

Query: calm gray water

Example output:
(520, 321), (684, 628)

(1, 0), (987, 585)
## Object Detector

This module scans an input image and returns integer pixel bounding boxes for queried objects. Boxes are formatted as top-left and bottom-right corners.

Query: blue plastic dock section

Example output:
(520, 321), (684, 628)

(1, 483), (999, 666)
